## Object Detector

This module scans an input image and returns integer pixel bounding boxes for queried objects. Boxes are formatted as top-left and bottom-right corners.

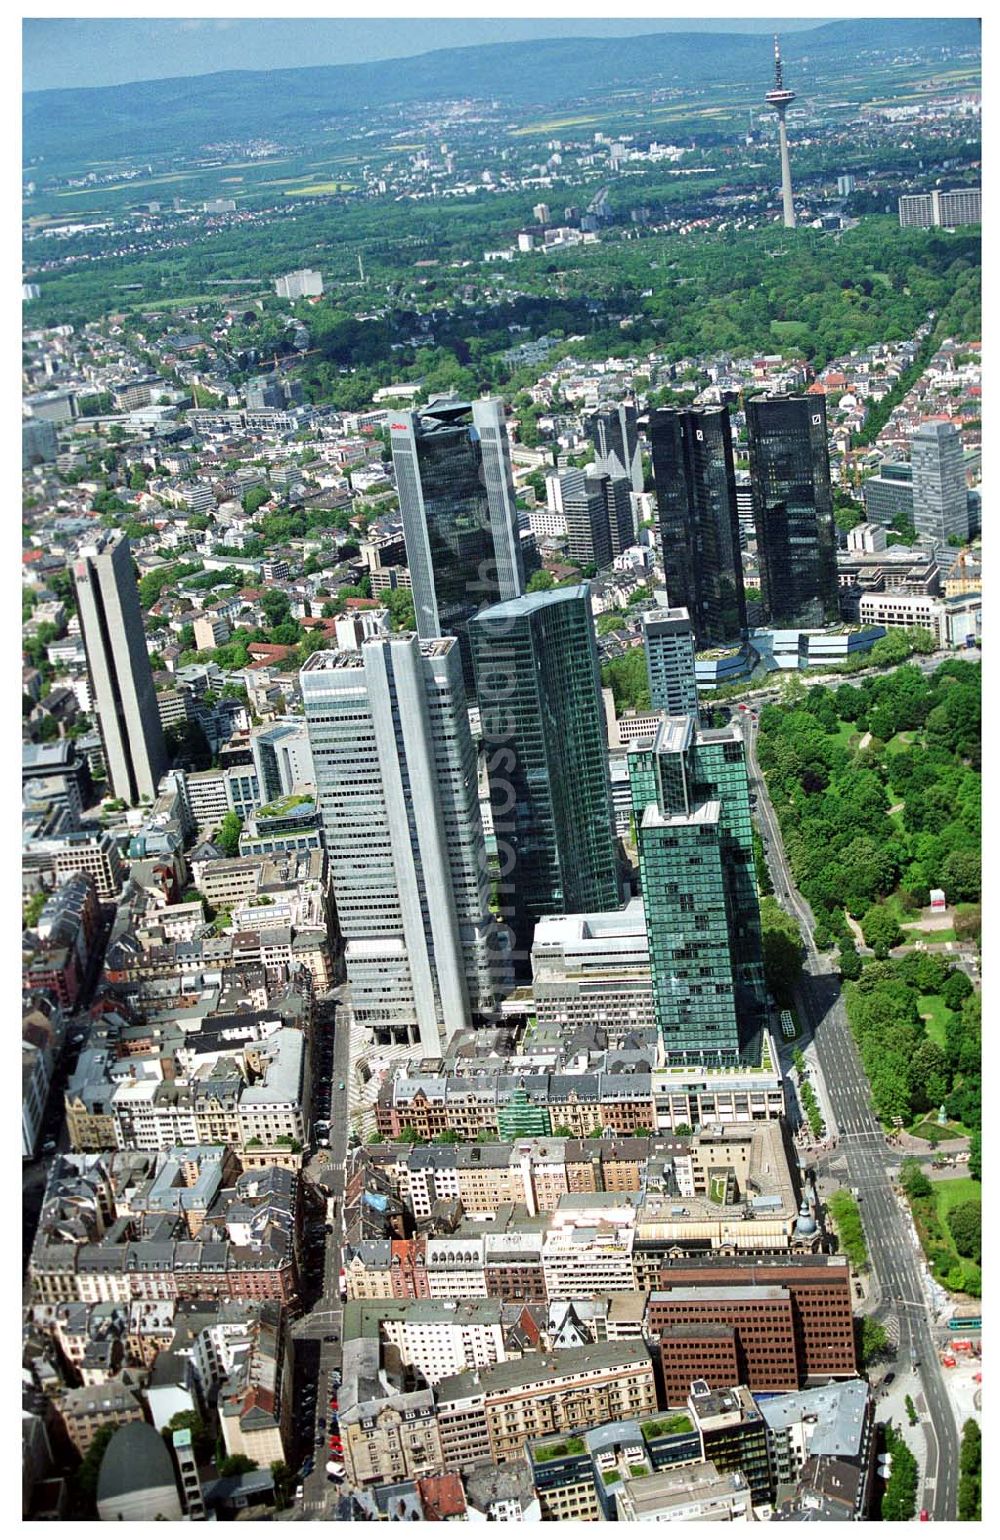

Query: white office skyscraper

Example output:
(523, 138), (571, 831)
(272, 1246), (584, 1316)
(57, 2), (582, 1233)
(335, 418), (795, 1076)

(301, 634), (507, 1054)
(73, 533), (168, 803)
(642, 606), (700, 719)
(251, 719), (316, 803)
(911, 421), (968, 545)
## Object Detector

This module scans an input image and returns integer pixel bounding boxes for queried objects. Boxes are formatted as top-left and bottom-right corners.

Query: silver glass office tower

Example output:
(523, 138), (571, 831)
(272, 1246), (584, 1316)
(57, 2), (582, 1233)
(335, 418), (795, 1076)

(558, 467), (634, 570)
(390, 397), (524, 687)
(587, 401), (643, 493)
(301, 635), (506, 1055)
(911, 421), (968, 545)
(559, 469), (613, 572)
(73, 533), (168, 804)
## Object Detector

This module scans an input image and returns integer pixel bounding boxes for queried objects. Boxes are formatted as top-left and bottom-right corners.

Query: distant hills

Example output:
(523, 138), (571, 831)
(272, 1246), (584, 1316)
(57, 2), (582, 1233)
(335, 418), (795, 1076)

(24, 18), (980, 169)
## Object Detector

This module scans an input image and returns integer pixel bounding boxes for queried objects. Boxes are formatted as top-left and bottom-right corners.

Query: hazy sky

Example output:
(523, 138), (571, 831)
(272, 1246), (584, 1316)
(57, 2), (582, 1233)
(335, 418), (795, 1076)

(23, 16), (825, 93)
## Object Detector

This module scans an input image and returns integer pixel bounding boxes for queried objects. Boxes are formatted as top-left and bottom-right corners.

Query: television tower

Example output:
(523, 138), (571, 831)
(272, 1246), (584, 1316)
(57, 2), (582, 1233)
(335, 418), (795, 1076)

(765, 35), (796, 229)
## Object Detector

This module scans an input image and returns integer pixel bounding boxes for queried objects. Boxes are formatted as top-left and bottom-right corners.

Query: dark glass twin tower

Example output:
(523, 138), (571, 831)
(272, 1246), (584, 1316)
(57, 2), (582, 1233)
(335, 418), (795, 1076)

(650, 404), (747, 648)
(746, 395), (839, 629)
(650, 397), (838, 642)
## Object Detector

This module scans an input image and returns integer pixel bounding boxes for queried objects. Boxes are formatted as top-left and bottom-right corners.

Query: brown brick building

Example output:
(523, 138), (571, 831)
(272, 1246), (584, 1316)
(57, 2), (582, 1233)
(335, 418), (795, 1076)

(650, 1255), (856, 1403)
(653, 1287), (799, 1403)
(483, 1257), (547, 1302)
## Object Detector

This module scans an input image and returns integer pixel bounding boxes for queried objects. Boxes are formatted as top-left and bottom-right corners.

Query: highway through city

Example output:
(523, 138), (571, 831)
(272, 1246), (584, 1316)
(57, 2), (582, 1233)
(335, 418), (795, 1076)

(743, 710), (960, 1522)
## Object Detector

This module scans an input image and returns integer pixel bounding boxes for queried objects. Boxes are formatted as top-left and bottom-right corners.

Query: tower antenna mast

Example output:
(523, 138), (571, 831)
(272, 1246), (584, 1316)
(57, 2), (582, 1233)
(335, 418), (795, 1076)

(765, 34), (797, 229)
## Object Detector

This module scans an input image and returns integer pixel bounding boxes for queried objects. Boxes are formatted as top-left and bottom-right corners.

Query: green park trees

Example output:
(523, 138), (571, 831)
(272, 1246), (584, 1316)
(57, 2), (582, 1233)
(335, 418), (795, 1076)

(958, 1420), (982, 1521)
(880, 1426), (918, 1522)
(948, 1200), (981, 1265)
(217, 812), (243, 857)
(601, 649), (650, 713)
(860, 905), (902, 958)
(759, 897), (802, 1007)
(755, 662), (980, 944)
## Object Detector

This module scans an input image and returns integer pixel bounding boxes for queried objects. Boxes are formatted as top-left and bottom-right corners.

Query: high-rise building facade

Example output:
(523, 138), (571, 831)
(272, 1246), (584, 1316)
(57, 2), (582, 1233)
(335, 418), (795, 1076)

(390, 398), (524, 687)
(274, 268), (324, 299)
(558, 468), (635, 567)
(650, 405), (746, 647)
(747, 395), (838, 629)
(897, 193), (934, 229)
(598, 470), (638, 557)
(628, 717), (764, 1064)
(559, 470), (613, 572)
(250, 720), (316, 804)
(301, 635), (506, 1054)
(935, 188), (981, 227)
(862, 462), (914, 527)
(911, 421), (968, 545)
(898, 188), (981, 229)
(73, 534), (169, 804)
(470, 587), (620, 975)
(641, 607), (699, 719)
(587, 402), (643, 493)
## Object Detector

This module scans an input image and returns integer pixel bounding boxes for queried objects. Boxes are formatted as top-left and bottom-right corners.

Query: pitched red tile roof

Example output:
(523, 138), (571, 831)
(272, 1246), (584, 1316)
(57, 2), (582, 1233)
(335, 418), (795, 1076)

(417, 1474), (467, 1520)
(246, 643), (297, 663)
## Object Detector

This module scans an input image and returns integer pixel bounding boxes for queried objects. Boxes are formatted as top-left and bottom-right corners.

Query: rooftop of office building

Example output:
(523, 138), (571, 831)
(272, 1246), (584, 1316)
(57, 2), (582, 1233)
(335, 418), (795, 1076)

(756, 1380), (871, 1458)
(641, 799), (720, 830)
(621, 1461), (748, 1517)
(436, 1338), (652, 1403)
(643, 605), (693, 627)
(468, 583), (589, 620)
(531, 897), (648, 950)
(300, 634), (456, 673)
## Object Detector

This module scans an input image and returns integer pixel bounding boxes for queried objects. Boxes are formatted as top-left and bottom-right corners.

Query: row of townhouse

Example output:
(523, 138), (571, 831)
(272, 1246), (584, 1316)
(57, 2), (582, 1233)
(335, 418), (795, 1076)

(375, 1050), (785, 1142)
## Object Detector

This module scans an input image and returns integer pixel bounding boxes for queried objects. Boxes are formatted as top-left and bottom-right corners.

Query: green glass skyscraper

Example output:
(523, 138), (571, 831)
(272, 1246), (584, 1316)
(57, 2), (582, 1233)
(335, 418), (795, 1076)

(629, 717), (765, 1065)
(470, 585), (620, 976)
